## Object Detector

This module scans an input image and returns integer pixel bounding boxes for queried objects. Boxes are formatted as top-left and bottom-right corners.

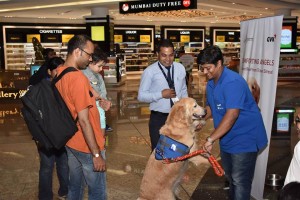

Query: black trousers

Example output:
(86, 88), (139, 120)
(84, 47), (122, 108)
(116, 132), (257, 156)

(149, 111), (169, 151)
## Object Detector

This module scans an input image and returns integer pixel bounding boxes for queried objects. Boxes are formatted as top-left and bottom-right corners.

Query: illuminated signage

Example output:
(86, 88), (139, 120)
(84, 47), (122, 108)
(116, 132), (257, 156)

(0, 90), (27, 100)
(180, 31), (190, 34)
(126, 31), (137, 34)
(119, 0), (197, 14)
(39, 30), (63, 34)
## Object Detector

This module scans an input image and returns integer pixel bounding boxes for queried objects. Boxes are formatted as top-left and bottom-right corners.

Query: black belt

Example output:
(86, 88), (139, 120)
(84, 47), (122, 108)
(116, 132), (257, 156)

(151, 110), (169, 116)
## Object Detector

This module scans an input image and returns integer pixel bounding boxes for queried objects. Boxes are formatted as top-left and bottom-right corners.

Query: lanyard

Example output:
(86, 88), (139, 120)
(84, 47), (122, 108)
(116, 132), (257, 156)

(158, 62), (174, 89)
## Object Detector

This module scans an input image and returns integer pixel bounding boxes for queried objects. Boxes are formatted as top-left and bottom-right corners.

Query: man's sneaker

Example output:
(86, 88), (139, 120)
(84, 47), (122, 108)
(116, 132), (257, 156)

(106, 125), (113, 132)
(57, 195), (67, 200)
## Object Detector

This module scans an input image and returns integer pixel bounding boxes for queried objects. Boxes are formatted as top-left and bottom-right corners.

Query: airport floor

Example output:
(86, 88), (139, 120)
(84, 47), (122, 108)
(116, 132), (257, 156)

(0, 74), (299, 200)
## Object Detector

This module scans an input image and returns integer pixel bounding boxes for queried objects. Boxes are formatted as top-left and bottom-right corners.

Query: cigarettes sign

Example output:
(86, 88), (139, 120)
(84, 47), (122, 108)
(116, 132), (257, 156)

(119, 0), (197, 14)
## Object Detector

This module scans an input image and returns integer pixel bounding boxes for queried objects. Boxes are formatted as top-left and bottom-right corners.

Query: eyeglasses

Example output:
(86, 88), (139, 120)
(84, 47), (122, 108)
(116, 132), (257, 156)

(79, 48), (93, 58)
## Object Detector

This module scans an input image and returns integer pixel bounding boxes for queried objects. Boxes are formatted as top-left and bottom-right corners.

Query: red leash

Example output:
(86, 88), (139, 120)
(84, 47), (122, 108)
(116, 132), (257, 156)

(163, 149), (224, 177)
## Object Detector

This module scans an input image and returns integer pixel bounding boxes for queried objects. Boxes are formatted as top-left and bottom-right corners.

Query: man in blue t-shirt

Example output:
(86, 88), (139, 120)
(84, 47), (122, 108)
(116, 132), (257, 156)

(197, 45), (268, 200)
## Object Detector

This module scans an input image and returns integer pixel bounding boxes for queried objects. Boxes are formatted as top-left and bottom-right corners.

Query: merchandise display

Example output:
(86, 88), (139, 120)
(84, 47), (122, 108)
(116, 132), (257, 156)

(103, 56), (125, 84)
(5, 43), (67, 70)
(278, 54), (300, 80)
(212, 28), (240, 66)
(114, 26), (155, 80)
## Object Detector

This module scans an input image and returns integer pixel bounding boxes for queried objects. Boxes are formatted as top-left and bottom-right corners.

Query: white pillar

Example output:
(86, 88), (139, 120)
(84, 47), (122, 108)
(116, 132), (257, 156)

(91, 7), (108, 17)
(274, 8), (291, 16)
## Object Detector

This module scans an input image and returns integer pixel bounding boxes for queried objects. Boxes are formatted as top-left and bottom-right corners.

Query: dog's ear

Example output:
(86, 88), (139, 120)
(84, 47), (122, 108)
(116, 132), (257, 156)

(167, 104), (188, 127)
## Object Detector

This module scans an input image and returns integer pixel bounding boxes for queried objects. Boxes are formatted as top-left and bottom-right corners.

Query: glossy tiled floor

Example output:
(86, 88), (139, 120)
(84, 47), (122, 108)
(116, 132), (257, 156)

(0, 74), (299, 200)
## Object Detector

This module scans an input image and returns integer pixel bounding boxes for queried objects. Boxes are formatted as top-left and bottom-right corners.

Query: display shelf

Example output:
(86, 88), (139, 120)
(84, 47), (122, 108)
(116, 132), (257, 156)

(214, 42), (240, 66)
(4, 42), (68, 70)
(278, 54), (300, 80)
(103, 56), (125, 85)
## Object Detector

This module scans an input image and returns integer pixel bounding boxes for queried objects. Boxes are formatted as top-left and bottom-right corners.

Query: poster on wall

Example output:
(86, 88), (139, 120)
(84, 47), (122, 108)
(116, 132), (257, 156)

(180, 35), (190, 43)
(62, 34), (74, 43)
(216, 35), (225, 42)
(140, 35), (151, 43)
(114, 35), (123, 43)
(240, 15), (283, 200)
(26, 34), (41, 43)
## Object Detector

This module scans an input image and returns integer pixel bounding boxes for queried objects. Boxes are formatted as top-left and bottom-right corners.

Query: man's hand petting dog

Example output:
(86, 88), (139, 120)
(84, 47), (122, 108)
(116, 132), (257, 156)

(203, 141), (213, 153)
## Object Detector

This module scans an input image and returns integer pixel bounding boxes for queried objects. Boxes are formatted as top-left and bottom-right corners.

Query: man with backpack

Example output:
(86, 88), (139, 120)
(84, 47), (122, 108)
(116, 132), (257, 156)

(28, 56), (69, 200)
(55, 35), (107, 200)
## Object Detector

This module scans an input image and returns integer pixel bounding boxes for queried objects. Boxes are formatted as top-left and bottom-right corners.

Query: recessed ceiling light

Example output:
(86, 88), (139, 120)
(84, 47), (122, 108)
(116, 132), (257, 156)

(210, 9), (213, 11)
(260, 13), (262, 15)
(265, 8), (268, 10)
(232, 2), (236, 5)
(244, 12), (247, 15)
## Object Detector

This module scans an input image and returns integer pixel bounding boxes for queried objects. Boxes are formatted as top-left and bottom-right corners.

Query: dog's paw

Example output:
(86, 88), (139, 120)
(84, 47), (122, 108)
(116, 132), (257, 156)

(200, 120), (206, 126)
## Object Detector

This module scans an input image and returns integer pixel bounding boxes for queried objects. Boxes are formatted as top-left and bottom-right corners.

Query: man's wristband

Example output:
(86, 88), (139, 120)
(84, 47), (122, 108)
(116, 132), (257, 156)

(206, 136), (214, 144)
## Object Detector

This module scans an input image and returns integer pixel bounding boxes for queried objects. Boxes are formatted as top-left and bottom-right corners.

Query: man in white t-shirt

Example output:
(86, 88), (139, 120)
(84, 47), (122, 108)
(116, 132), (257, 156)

(284, 113), (300, 185)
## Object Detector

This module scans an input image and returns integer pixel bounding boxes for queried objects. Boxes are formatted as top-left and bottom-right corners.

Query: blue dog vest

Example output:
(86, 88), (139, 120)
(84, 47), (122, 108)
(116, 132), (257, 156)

(155, 134), (190, 160)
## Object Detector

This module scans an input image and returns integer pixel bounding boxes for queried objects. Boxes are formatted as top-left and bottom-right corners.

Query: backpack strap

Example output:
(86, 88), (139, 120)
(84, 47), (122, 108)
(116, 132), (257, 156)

(51, 67), (79, 123)
(52, 67), (78, 85)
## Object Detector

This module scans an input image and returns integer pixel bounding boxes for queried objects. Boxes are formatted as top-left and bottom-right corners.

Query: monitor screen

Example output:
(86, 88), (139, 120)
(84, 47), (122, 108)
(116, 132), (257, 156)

(30, 65), (40, 76)
(280, 17), (298, 53)
(281, 26), (292, 48)
(91, 26), (105, 41)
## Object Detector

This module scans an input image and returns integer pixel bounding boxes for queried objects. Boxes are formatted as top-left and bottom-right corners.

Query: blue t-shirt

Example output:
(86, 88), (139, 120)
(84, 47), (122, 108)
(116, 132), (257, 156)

(206, 67), (268, 153)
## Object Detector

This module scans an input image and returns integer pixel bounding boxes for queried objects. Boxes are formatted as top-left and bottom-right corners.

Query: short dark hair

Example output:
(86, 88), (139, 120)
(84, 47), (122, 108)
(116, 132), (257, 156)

(278, 182), (300, 200)
(157, 39), (174, 53)
(197, 45), (223, 66)
(67, 35), (93, 55)
(42, 48), (55, 60)
(92, 47), (108, 64)
(48, 57), (65, 71)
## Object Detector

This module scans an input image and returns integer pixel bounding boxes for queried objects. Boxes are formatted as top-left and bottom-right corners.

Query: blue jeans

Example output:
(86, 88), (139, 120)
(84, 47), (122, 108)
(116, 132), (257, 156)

(220, 151), (258, 200)
(66, 147), (107, 200)
(37, 144), (69, 200)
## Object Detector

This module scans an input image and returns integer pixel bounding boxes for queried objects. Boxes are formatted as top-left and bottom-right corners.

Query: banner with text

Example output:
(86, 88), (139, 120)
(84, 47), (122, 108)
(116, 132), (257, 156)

(119, 0), (197, 14)
(240, 15), (283, 200)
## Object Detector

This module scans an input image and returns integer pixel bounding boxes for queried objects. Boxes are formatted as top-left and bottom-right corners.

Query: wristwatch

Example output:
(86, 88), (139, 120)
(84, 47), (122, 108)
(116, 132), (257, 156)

(93, 153), (100, 158)
(206, 136), (214, 144)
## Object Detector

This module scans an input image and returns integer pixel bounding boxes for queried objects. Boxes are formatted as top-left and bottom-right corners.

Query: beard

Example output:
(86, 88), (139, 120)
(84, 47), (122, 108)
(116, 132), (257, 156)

(77, 60), (90, 70)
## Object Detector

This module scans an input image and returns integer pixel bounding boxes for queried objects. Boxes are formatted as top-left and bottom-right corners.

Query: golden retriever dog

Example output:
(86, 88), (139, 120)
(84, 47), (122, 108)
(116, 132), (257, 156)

(247, 77), (260, 104)
(138, 98), (208, 200)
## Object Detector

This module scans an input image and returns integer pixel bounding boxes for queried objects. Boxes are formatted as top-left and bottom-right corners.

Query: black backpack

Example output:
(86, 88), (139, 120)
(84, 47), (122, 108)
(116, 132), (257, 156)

(21, 67), (78, 150)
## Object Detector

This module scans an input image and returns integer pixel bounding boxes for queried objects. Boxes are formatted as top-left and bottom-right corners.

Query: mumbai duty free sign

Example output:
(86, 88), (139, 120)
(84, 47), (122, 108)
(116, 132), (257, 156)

(119, 0), (197, 14)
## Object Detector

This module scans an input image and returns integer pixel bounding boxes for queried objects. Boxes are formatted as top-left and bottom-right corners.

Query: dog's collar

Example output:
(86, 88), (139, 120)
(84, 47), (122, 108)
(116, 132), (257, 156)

(155, 134), (190, 160)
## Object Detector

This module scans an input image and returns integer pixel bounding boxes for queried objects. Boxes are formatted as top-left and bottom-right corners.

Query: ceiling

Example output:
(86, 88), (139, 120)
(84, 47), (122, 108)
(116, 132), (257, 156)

(0, 0), (300, 27)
